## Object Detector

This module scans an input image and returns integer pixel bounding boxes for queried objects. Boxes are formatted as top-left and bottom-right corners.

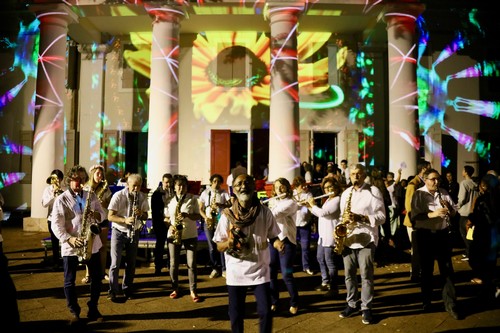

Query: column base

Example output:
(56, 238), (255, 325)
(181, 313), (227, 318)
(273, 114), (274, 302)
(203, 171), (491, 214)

(23, 217), (48, 232)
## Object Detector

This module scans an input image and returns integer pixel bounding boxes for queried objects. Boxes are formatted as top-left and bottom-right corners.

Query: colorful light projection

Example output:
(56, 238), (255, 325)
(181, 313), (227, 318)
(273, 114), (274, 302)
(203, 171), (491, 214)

(416, 10), (499, 164)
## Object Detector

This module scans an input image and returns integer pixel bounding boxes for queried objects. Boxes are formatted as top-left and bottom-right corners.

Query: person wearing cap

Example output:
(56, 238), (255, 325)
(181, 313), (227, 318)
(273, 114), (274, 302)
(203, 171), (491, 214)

(41, 169), (65, 270)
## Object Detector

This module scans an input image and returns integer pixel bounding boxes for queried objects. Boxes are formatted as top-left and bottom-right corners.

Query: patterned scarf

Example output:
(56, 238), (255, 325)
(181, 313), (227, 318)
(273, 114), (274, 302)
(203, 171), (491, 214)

(223, 195), (261, 229)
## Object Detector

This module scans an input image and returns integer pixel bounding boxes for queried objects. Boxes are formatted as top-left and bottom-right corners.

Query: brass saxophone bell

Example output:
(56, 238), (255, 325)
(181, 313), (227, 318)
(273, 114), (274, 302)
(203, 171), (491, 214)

(335, 224), (348, 238)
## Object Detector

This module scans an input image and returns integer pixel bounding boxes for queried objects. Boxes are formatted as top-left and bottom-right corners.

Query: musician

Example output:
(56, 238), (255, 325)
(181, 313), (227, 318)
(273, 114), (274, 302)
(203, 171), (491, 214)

(51, 165), (105, 325)
(306, 177), (342, 298)
(198, 174), (231, 279)
(151, 173), (173, 276)
(338, 164), (385, 325)
(41, 169), (65, 270)
(267, 177), (300, 315)
(213, 174), (283, 332)
(81, 165), (112, 283)
(165, 175), (202, 302)
(292, 176), (314, 275)
(410, 169), (460, 320)
(107, 173), (149, 302)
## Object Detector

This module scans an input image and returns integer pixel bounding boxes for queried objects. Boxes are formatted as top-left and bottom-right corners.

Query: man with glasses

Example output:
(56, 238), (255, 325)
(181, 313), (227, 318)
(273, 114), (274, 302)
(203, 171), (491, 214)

(410, 169), (460, 320)
(51, 165), (105, 325)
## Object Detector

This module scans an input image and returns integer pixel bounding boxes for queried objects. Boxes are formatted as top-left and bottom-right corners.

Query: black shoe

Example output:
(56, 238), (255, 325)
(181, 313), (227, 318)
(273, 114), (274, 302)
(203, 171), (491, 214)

(339, 305), (358, 318)
(154, 269), (163, 276)
(107, 292), (117, 302)
(87, 309), (104, 322)
(361, 309), (373, 324)
(324, 289), (339, 298)
(315, 284), (330, 292)
(124, 292), (134, 300)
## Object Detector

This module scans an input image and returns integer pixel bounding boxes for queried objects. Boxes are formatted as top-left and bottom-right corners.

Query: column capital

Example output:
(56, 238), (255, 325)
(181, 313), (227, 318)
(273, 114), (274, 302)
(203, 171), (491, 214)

(383, 2), (425, 28)
(144, 1), (185, 25)
(78, 43), (113, 60)
(264, 3), (304, 22)
(28, 2), (79, 26)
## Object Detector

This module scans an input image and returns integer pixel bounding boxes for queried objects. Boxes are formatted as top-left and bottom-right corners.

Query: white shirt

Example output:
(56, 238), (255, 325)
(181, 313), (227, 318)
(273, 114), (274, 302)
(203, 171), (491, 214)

(270, 197), (298, 245)
(51, 190), (105, 257)
(311, 196), (340, 247)
(294, 190), (313, 228)
(198, 188), (231, 218)
(213, 205), (281, 286)
(339, 184), (386, 249)
(108, 188), (150, 233)
(42, 185), (65, 219)
(165, 193), (200, 240)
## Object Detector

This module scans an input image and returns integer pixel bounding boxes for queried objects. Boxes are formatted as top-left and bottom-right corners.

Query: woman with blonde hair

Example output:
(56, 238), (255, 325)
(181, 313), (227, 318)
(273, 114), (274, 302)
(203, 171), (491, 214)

(82, 165), (112, 283)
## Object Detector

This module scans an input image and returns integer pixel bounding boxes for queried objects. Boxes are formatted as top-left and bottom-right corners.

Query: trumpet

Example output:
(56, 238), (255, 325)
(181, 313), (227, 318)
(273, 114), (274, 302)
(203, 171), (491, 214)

(49, 174), (64, 196)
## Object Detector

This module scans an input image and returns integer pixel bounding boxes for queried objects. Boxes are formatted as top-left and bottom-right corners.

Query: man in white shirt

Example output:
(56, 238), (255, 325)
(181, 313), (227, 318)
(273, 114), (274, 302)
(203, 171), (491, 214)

(214, 174), (283, 333)
(338, 164), (386, 325)
(456, 165), (478, 261)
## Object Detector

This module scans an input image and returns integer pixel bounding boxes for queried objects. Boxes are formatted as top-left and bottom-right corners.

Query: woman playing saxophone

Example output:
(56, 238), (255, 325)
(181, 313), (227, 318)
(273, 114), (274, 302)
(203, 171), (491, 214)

(81, 165), (112, 283)
(165, 175), (202, 302)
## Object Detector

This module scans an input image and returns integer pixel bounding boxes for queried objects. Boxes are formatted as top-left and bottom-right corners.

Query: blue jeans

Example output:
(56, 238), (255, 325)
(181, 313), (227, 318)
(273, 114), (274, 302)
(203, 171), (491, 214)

(63, 253), (101, 316)
(316, 244), (338, 290)
(204, 225), (225, 272)
(168, 237), (198, 292)
(228, 283), (272, 333)
(269, 238), (299, 307)
(109, 228), (139, 295)
(342, 243), (375, 310)
(297, 225), (312, 271)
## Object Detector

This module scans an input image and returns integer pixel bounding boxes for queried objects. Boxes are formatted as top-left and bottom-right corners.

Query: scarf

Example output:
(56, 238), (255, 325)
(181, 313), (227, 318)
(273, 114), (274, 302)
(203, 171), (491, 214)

(223, 195), (261, 229)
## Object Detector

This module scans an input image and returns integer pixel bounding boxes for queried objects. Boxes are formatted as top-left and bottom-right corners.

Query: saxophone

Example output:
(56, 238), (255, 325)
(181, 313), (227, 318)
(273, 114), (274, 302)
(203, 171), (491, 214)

(206, 191), (219, 231)
(77, 189), (101, 262)
(96, 179), (108, 204)
(171, 194), (185, 245)
(334, 188), (353, 255)
(128, 191), (139, 243)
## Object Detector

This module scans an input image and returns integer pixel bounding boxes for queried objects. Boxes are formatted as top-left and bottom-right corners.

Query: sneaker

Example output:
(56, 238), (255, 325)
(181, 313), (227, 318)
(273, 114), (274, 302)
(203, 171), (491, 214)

(209, 269), (220, 279)
(461, 256), (469, 261)
(289, 306), (298, 315)
(304, 269), (314, 275)
(222, 271), (226, 278)
(315, 284), (330, 292)
(361, 309), (373, 324)
(339, 305), (358, 318)
(103, 274), (110, 281)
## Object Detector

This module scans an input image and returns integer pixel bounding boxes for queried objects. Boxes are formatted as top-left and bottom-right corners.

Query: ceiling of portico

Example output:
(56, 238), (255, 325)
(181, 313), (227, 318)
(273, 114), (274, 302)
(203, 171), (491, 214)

(67, 1), (389, 45)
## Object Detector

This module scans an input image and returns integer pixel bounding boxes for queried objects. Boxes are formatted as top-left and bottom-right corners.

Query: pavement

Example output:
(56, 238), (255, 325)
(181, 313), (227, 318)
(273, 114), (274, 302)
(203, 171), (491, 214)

(2, 221), (500, 333)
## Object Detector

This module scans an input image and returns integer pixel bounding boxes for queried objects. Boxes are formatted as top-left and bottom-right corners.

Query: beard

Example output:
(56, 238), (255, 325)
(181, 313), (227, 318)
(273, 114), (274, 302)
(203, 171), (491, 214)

(236, 192), (253, 203)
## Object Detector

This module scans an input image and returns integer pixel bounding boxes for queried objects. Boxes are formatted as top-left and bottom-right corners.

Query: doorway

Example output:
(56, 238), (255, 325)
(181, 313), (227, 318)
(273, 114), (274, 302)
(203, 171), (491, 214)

(312, 131), (337, 169)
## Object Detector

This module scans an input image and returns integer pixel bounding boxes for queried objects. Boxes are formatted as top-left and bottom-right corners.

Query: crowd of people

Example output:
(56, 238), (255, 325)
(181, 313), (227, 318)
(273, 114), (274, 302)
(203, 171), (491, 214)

(12, 160), (497, 331)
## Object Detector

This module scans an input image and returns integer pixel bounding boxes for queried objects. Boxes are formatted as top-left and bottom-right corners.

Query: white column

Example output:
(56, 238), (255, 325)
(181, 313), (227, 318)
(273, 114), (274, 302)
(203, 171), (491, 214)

(30, 5), (76, 220)
(78, 43), (111, 170)
(145, 6), (184, 189)
(267, 6), (301, 183)
(385, 3), (424, 175)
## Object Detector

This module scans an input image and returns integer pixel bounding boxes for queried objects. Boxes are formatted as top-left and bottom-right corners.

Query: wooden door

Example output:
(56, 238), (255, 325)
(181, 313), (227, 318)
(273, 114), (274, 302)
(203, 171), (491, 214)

(210, 130), (231, 191)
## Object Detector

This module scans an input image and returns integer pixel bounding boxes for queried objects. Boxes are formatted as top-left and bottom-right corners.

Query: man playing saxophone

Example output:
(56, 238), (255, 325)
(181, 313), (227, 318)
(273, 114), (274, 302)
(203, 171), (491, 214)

(198, 174), (231, 279)
(50, 165), (105, 325)
(107, 173), (149, 302)
(338, 164), (385, 325)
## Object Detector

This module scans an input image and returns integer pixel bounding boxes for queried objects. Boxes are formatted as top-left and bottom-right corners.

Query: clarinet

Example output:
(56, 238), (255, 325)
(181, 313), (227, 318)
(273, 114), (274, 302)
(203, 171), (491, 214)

(437, 189), (451, 231)
(129, 192), (139, 243)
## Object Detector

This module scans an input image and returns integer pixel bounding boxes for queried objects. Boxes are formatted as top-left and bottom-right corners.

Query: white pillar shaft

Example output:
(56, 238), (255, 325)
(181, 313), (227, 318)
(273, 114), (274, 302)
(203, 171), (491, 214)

(268, 8), (301, 183)
(31, 12), (70, 218)
(386, 8), (421, 175)
(79, 46), (107, 170)
(147, 12), (181, 188)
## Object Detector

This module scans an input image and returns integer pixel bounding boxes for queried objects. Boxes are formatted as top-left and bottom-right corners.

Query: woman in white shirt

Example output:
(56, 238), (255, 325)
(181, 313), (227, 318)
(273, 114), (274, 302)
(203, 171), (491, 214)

(307, 177), (342, 298)
(269, 178), (300, 315)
